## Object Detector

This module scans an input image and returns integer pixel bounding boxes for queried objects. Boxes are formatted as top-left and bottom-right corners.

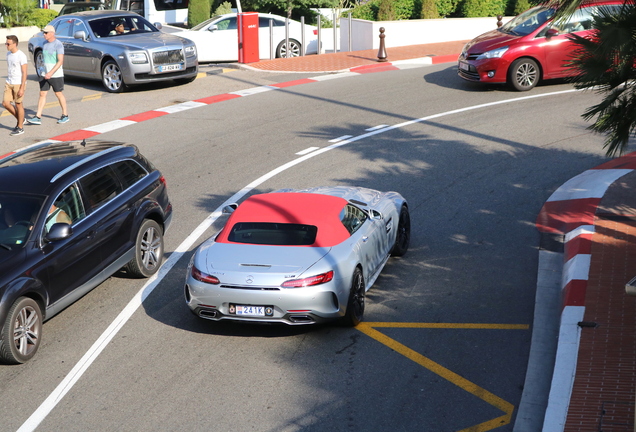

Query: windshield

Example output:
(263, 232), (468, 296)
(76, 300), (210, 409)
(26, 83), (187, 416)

(0, 194), (44, 249)
(500, 6), (555, 36)
(227, 222), (318, 246)
(89, 15), (159, 38)
(191, 15), (222, 31)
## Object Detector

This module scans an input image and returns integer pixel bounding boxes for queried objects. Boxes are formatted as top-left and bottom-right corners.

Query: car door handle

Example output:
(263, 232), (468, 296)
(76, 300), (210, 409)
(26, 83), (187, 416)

(86, 230), (96, 239)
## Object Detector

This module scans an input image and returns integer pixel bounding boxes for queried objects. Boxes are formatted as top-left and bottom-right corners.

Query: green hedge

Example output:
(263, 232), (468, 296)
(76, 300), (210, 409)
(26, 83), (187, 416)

(188, 0), (210, 27)
(24, 7), (57, 28)
(347, 0), (532, 19)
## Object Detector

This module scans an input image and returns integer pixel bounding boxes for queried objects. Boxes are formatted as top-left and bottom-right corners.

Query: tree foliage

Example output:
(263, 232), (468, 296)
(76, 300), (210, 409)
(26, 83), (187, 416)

(421, 0), (439, 18)
(188, 0), (211, 27)
(567, 3), (636, 156)
(0, 0), (37, 27)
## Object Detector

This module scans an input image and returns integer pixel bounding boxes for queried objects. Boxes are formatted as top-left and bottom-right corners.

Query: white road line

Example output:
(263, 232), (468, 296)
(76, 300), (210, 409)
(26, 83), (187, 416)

(296, 147), (320, 155)
(329, 135), (353, 143)
(366, 125), (388, 131)
(18, 87), (581, 432)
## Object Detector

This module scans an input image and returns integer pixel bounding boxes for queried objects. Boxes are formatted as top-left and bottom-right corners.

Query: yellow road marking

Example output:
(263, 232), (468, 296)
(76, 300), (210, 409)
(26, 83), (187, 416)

(196, 72), (207, 79)
(0, 110), (10, 117)
(365, 322), (529, 330)
(81, 93), (102, 102)
(356, 322), (526, 431)
(222, 68), (238, 73)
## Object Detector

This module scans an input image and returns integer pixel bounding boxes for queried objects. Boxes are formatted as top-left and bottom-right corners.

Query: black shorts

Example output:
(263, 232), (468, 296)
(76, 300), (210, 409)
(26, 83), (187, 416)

(39, 77), (64, 92)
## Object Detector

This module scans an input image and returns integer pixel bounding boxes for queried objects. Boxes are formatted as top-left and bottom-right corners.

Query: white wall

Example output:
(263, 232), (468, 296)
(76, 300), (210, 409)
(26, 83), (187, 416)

(0, 26), (40, 43)
(339, 17), (511, 51)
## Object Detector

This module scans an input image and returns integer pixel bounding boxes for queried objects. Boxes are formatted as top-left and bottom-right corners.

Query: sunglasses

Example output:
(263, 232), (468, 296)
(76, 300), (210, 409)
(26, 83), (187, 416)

(4, 42), (11, 46)
(43, 31), (49, 34)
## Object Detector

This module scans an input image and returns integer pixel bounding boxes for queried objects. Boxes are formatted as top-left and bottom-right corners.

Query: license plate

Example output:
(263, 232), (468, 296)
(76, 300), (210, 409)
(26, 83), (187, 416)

(236, 305), (265, 316)
(157, 64), (183, 73)
(459, 61), (470, 71)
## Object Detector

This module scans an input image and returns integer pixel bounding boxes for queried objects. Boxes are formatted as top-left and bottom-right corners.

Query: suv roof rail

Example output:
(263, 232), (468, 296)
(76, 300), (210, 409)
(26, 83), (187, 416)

(50, 145), (126, 183)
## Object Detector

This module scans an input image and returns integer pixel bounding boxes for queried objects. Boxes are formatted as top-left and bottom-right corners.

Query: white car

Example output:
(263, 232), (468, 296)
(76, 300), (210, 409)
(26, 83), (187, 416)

(175, 13), (319, 62)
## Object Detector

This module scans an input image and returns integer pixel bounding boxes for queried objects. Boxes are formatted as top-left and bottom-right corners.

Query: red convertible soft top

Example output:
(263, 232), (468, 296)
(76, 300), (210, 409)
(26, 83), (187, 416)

(216, 192), (350, 247)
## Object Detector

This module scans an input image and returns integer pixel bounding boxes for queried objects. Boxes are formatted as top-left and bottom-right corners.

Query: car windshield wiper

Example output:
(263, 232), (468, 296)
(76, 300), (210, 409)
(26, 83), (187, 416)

(0, 243), (12, 250)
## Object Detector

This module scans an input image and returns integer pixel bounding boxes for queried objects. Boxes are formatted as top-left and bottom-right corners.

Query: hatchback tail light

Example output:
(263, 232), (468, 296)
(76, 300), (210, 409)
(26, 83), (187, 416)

(282, 270), (333, 287)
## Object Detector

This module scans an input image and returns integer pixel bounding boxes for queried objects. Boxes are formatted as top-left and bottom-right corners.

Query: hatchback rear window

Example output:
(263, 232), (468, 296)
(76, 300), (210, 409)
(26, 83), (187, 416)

(227, 222), (317, 246)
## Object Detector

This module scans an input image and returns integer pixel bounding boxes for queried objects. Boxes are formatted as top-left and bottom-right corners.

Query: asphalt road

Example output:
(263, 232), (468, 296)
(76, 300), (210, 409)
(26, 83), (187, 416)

(0, 61), (618, 431)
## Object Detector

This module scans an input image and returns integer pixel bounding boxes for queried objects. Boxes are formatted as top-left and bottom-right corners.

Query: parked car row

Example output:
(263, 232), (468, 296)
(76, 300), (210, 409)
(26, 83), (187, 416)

(28, 10), (319, 93)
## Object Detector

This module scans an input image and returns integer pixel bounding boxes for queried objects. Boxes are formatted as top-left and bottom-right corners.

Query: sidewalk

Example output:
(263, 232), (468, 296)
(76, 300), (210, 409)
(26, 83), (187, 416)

(234, 40), (467, 73)
(537, 157), (636, 431)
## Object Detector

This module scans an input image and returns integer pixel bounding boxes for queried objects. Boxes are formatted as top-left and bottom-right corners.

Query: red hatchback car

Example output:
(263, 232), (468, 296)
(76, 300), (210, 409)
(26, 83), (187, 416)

(458, 1), (626, 91)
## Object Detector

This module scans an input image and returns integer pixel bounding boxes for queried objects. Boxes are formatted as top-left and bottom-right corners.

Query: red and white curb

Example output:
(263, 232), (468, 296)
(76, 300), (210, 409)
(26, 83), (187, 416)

(536, 153), (636, 431)
(234, 53), (458, 74)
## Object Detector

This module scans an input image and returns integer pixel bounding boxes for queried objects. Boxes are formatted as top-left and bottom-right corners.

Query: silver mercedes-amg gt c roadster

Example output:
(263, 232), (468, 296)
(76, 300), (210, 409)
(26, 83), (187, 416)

(184, 186), (410, 326)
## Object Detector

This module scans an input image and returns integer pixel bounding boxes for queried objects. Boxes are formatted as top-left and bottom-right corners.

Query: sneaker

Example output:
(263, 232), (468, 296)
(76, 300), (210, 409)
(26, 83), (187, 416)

(57, 115), (69, 124)
(26, 116), (41, 125)
(9, 127), (24, 136)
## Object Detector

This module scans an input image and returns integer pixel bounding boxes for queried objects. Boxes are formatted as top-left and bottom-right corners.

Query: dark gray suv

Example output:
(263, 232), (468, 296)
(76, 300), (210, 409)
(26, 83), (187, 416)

(0, 140), (172, 364)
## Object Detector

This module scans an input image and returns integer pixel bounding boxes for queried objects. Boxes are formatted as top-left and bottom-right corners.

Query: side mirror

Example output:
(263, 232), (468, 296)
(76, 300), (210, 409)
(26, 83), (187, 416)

(546, 28), (560, 37)
(74, 30), (88, 41)
(208, 25), (218, 32)
(154, 22), (163, 30)
(222, 203), (238, 214)
(45, 223), (72, 242)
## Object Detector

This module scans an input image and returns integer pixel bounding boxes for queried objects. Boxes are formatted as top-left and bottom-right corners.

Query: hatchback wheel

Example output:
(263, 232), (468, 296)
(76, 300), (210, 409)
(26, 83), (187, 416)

(125, 219), (163, 278)
(342, 268), (365, 327)
(0, 297), (42, 364)
(101, 60), (125, 93)
(276, 39), (301, 58)
(508, 58), (539, 91)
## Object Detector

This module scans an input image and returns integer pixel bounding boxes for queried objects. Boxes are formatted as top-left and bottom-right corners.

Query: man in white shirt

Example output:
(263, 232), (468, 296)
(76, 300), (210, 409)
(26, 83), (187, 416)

(3, 35), (27, 136)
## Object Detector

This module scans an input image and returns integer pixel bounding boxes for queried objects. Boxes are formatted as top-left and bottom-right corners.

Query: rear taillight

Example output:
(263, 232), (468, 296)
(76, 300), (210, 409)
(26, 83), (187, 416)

(159, 175), (167, 187)
(192, 266), (220, 284)
(281, 270), (333, 288)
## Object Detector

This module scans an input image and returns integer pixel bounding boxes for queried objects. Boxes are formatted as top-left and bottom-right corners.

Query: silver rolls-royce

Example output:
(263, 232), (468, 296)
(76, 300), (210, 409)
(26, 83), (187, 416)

(28, 10), (198, 93)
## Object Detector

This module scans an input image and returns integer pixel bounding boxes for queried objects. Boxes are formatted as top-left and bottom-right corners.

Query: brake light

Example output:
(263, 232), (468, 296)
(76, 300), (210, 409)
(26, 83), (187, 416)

(159, 175), (167, 187)
(281, 270), (333, 287)
(192, 266), (220, 284)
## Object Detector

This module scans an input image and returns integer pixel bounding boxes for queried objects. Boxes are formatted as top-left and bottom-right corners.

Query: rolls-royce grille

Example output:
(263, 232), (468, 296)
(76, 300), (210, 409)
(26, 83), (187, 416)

(153, 49), (184, 65)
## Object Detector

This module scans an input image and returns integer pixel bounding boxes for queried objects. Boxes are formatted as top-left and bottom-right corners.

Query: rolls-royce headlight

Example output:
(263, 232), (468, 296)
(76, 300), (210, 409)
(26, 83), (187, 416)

(185, 45), (196, 57)
(129, 51), (148, 64)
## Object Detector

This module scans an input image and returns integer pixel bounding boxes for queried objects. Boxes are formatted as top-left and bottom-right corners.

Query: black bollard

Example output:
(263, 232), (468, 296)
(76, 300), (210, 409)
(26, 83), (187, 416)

(377, 27), (387, 62)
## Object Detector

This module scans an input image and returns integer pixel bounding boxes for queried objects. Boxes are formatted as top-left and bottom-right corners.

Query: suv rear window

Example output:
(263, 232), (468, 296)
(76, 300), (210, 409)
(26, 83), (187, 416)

(80, 166), (123, 211)
(227, 222), (317, 245)
(112, 160), (147, 189)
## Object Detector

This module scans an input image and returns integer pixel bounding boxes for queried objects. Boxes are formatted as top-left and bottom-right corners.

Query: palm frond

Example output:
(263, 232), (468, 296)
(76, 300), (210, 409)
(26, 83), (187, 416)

(566, 2), (636, 156)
